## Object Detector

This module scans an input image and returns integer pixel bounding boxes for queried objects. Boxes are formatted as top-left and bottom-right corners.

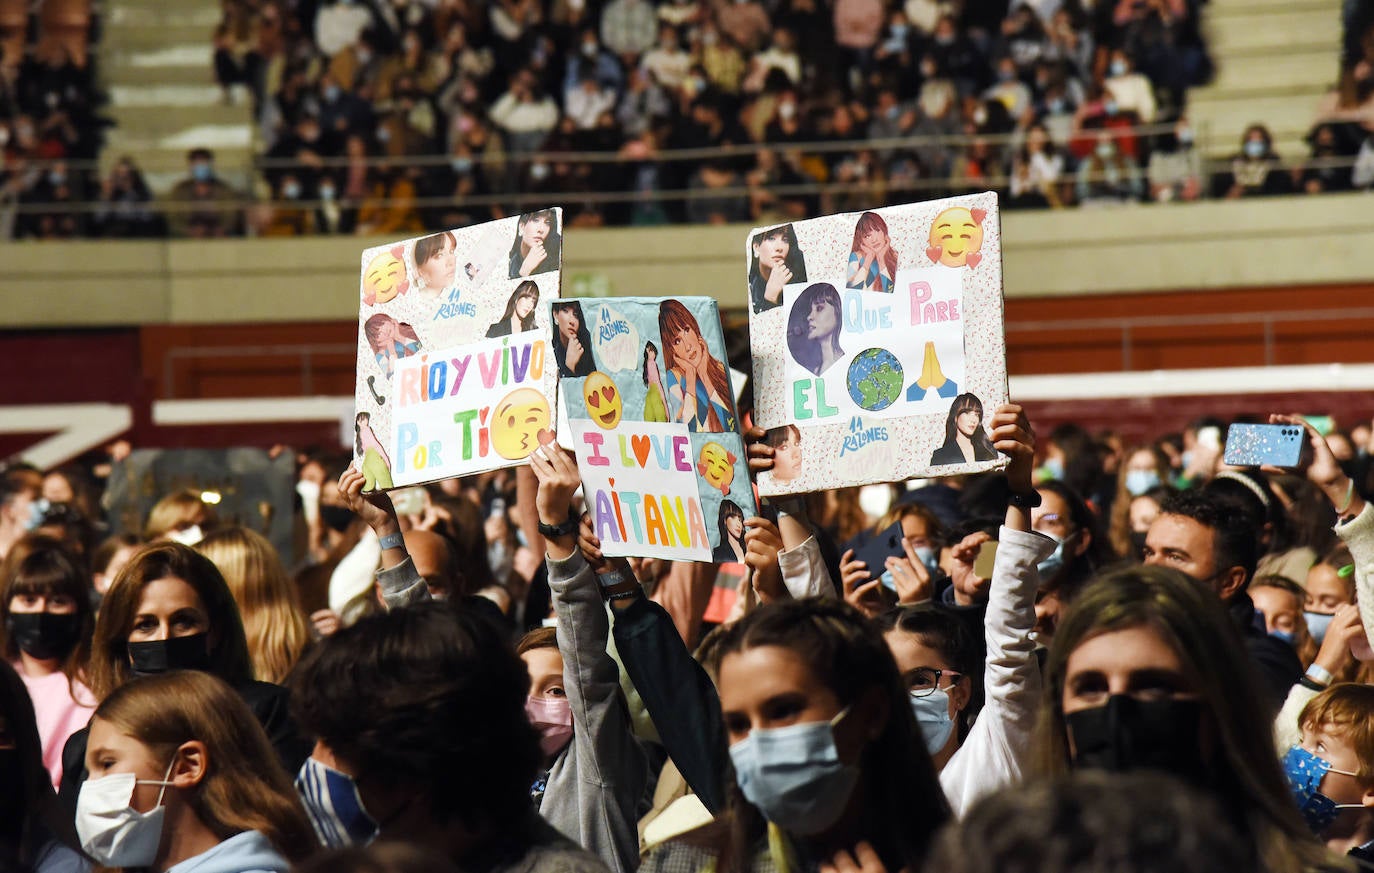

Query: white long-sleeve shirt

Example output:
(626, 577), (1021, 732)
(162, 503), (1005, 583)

(940, 525), (1055, 816)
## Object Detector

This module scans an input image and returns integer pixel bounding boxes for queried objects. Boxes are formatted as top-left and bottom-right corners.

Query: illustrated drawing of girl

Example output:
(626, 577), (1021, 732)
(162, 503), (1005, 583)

(846, 211), (899, 294)
(364, 313), (421, 380)
(658, 300), (736, 433)
(355, 412), (394, 491)
(641, 340), (669, 423)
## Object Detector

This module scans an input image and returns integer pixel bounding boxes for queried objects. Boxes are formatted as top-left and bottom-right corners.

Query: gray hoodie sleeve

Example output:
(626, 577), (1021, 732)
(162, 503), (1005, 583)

(541, 551), (648, 873)
(375, 556), (432, 611)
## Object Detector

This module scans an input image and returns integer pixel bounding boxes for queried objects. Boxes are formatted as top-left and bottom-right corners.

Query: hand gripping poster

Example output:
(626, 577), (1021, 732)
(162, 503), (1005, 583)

(352, 208), (563, 489)
(559, 297), (756, 562)
(747, 193), (1009, 496)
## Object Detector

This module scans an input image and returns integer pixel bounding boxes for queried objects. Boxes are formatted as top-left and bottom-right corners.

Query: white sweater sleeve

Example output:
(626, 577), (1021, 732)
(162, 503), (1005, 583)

(939, 525), (1055, 817)
(777, 535), (836, 600)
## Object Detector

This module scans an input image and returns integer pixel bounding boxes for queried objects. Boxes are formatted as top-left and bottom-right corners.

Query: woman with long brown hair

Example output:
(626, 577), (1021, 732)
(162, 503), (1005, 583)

(77, 670), (316, 869)
(658, 299), (736, 433)
(197, 527), (312, 684)
(1036, 564), (1344, 873)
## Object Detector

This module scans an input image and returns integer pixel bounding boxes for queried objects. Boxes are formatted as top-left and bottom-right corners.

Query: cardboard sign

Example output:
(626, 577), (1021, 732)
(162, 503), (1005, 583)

(559, 297), (755, 562)
(105, 449), (296, 558)
(747, 194), (1009, 495)
(353, 210), (563, 488)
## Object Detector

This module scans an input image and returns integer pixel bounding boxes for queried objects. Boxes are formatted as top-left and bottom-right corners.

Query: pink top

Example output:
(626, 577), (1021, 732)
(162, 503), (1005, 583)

(16, 664), (96, 790)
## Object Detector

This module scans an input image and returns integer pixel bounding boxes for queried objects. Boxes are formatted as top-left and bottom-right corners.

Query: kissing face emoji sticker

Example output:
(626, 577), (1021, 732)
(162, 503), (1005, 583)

(491, 387), (552, 460)
(362, 245), (410, 305)
(925, 207), (987, 269)
(583, 371), (623, 429)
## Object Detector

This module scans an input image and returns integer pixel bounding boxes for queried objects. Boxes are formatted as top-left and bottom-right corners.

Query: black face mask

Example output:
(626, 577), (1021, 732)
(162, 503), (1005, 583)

(1065, 695), (1206, 782)
(5, 612), (82, 661)
(128, 631), (212, 675)
(320, 504), (355, 533)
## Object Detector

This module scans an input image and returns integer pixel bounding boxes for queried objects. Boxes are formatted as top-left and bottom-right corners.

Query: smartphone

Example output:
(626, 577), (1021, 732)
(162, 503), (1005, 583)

(1223, 423), (1304, 468)
(391, 486), (427, 517)
(973, 540), (999, 580)
(853, 521), (907, 583)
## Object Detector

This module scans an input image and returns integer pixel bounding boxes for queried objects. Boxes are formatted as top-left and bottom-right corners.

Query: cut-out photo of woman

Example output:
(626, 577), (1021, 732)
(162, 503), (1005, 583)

(712, 499), (746, 563)
(846, 211), (899, 294)
(364, 313), (421, 380)
(766, 424), (802, 482)
(748, 223), (808, 313)
(659, 299), (736, 433)
(641, 340), (669, 423)
(786, 282), (845, 376)
(486, 280), (540, 338)
(508, 208), (562, 279)
(930, 393), (997, 466)
(552, 300), (596, 377)
(413, 230), (457, 297)
(355, 412), (394, 491)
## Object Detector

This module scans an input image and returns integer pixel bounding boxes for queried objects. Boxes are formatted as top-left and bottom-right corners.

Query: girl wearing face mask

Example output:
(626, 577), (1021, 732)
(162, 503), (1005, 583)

(0, 536), (96, 790)
(1107, 446), (1171, 558)
(517, 439), (648, 873)
(1038, 565), (1337, 873)
(642, 597), (950, 872)
(1305, 545), (1358, 648)
(0, 659), (85, 871)
(1029, 480), (1112, 645)
(876, 404), (1053, 815)
(143, 490), (217, 547)
(77, 670), (315, 871)
(59, 543), (310, 815)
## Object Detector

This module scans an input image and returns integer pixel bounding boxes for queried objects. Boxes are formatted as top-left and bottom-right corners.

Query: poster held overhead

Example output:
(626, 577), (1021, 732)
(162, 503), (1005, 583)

(352, 209), (563, 489)
(748, 194), (1009, 496)
(560, 296), (755, 562)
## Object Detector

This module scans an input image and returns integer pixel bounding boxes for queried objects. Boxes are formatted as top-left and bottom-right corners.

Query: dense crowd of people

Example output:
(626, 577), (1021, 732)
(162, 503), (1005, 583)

(7, 392), (1374, 871)
(8, 0), (1374, 239)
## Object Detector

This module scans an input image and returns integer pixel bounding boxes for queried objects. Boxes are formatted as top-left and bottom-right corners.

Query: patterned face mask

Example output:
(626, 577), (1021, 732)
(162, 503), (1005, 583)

(1283, 745), (1363, 834)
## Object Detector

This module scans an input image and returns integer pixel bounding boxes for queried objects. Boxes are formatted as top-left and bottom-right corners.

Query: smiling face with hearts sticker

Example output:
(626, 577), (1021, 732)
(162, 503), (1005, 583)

(583, 371), (623, 429)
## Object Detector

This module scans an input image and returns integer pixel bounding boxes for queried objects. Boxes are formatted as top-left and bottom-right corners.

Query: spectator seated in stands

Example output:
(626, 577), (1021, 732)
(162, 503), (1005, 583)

(1212, 124), (1294, 199)
(166, 148), (242, 238)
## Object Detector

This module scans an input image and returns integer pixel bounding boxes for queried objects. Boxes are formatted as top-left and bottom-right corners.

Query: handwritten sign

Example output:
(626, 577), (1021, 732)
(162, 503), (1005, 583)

(748, 195), (1009, 495)
(560, 297), (755, 562)
(353, 210), (563, 489)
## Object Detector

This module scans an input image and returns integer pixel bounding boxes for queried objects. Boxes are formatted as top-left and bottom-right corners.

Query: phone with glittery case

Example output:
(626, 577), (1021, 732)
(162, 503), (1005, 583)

(1223, 423), (1304, 468)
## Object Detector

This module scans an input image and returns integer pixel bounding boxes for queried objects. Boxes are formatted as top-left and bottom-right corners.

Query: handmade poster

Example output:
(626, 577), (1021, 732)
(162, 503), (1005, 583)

(560, 297), (756, 562)
(105, 449), (296, 558)
(352, 209), (563, 489)
(747, 194), (1009, 496)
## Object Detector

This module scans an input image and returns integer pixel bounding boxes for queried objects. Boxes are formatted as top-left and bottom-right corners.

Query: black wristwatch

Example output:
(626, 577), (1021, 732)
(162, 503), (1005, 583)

(538, 514), (579, 538)
(1007, 490), (1042, 509)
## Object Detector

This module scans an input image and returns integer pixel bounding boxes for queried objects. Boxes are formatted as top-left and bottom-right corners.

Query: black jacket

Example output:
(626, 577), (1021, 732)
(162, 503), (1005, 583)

(1230, 592), (1303, 712)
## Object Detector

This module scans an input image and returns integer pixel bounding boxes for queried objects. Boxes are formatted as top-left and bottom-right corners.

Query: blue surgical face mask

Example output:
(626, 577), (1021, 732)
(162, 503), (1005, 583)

(1305, 611), (1335, 645)
(1244, 139), (1265, 159)
(1037, 531), (1068, 581)
(1042, 457), (1065, 480)
(451, 157), (473, 174)
(296, 757), (378, 848)
(1283, 746), (1363, 834)
(1270, 628), (1295, 645)
(191, 162), (213, 182)
(25, 498), (47, 531)
(1109, 59), (1127, 77)
(1103, 99), (1119, 116)
(1124, 469), (1159, 497)
(914, 545), (940, 577)
(910, 688), (955, 754)
(728, 707), (860, 836)
(1047, 97), (1065, 114)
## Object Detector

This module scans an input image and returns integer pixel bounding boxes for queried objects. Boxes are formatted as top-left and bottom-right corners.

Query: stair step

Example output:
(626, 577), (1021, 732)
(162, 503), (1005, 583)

(102, 24), (214, 50)
(1206, 10), (1340, 52)
(106, 4), (220, 28)
(1210, 51), (1341, 93)
(110, 83), (228, 107)
(1208, 0), (1334, 15)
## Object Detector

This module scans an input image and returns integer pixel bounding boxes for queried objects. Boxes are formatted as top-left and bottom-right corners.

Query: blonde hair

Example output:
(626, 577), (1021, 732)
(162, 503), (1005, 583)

(95, 671), (316, 863)
(196, 527), (310, 684)
(1299, 684), (1374, 780)
(144, 490), (215, 541)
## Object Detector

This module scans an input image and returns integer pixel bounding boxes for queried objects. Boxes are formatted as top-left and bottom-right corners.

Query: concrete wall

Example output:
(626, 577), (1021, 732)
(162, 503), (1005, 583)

(6, 192), (1374, 328)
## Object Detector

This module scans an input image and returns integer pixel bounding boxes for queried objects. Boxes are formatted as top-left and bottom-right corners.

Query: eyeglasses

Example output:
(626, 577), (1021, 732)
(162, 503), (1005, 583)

(907, 667), (963, 697)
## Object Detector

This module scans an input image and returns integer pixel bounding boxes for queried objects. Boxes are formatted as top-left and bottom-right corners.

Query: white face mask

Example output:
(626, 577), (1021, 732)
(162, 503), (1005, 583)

(296, 479), (322, 523)
(166, 524), (204, 546)
(76, 760), (176, 867)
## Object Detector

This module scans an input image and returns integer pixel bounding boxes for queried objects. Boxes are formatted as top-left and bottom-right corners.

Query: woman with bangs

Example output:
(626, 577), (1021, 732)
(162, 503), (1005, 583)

(486, 280), (541, 338)
(1, 534), (96, 788)
(1037, 564), (1343, 873)
(77, 670), (315, 870)
(659, 299), (737, 433)
(196, 527), (312, 685)
(845, 211), (899, 294)
(59, 542), (309, 812)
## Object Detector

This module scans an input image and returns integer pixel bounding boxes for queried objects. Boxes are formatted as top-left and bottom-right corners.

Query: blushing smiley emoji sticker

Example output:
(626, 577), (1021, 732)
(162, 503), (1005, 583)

(362, 245), (409, 305)
(697, 441), (737, 495)
(583, 371), (623, 429)
(925, 206), (987, 269)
